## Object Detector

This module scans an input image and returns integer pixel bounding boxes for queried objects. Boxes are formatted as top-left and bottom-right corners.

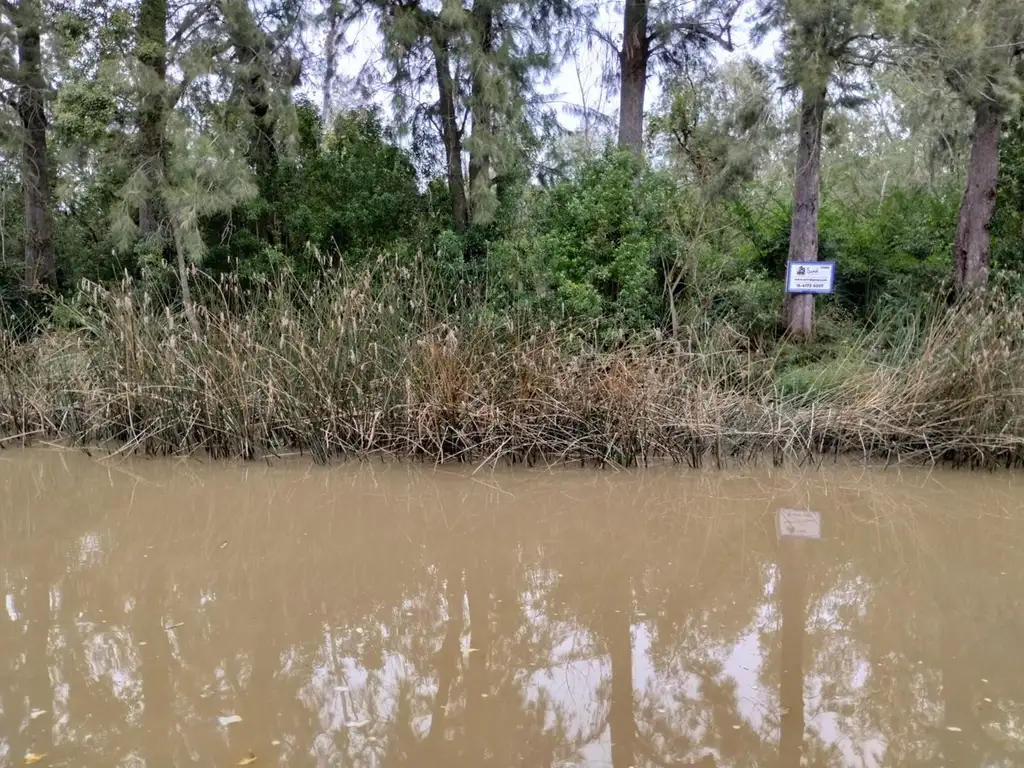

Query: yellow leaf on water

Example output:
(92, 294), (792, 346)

(237, 751), (257, 766)
(24, 753), (46, 765)
(165, 622), (185, 630)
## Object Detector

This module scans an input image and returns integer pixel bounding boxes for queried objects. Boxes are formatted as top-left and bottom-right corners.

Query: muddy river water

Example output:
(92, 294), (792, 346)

(2, 450), (1024, 767)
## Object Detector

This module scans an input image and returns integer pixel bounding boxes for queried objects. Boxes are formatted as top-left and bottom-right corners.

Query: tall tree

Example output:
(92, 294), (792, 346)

(116, 0), (257, 323)
(321, 0), (345, 124)
(219, 0), (303, 245)
(908, 0), (1024, 294)
(600, 0), (740, 156)
(371, 0), (568, 232)
(755, 0), (891, 340)
(135, 0), (166, 241)
(375, 1), (470, 231)
(1, 0), (56, 289)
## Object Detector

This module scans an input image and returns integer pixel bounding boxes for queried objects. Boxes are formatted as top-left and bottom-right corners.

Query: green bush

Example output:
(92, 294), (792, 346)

(203, 105), (425, 278)
(534, 151), (675, 336)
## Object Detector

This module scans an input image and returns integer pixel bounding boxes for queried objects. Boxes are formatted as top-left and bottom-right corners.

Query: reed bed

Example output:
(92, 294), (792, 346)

(3, 266), (1024, 468)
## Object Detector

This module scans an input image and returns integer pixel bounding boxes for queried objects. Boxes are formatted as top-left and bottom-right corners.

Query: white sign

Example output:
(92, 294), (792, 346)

(777, 508), (822, 540)
(786, 261), (836, 294)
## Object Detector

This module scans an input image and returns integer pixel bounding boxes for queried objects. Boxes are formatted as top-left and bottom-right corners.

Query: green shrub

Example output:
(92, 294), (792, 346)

(536, 151), (674, 336)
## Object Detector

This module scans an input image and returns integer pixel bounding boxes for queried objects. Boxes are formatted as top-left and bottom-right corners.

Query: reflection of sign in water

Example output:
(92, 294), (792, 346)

(777, 508), (822, 539)
(786, 261), (836, 294)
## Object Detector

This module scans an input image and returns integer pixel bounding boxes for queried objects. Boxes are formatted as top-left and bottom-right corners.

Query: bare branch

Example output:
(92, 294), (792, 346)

(650, 20), (735, 55)
(168, 1), (218, 59)
(588, 25), (620, 55)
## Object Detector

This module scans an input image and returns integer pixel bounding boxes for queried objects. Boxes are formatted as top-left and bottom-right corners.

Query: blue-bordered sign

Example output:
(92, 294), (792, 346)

(786, 261), (836, 294)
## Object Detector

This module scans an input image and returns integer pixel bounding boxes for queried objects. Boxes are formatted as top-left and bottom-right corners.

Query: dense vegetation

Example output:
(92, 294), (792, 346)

(1, 0), (1024, 464)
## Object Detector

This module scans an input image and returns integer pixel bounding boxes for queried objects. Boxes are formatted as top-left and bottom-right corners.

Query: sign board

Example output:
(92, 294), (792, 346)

(776, 508), (822, 540)
(786, 261), (836, 294)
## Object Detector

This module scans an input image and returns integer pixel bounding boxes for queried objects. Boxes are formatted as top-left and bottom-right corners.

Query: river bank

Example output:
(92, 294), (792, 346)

(2, 275), (1023, 467)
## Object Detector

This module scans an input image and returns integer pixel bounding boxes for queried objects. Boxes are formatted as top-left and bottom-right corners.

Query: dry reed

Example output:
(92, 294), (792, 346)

(2, 265), (1023, 468)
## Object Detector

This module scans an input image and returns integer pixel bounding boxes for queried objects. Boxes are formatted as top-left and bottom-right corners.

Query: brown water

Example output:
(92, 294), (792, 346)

(2, 452), (1024, 768)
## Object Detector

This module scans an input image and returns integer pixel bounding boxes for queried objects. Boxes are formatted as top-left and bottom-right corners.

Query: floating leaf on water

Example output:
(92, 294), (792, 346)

(218, 715), (243, 726)
(466, 648), (480, 654)
(237, 751), (257, 766)
(270, 741), (281, 747)
(354, 628), (364, 634)
(946, 726), (962, 732)
(731, 725), (741, 730)
(984, 698), (993, 703)
(29, 709), (47, 720)
(346, 720), (370, 729)
(24, 753), (46, 765)
(219, 541), (229, 549)
(165, 622), (185, 630)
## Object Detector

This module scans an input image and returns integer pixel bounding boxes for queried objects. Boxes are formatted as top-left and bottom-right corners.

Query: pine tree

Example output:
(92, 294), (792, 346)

(587, 0), (740, 156)
(116, 0), (261, 324)
(755, 0), (893, 340)
(907, 0), (1024, 294)
(219, 0), (303, 244)
(135, 0), (167, 240)
(1, 0), (56, 289)
(367, 0), (569, 232)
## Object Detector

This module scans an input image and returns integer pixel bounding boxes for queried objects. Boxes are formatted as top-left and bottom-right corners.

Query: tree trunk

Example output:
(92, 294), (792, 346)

(468, 0), (493, 221)
(433, 40), (469, 233)
(16, 0), (56, 290)
(171, 218), (198, 333)
(323, 2), (339, 125)
(954, 100), (1002, 296)
(617, 0), (649, 156)
(784, 85), (826, 341)
(137, 0), (168, 239)
(223, 2), (278, 242)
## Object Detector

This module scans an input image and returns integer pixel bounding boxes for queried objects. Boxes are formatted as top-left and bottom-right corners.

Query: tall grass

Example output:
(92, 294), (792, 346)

(2, 262), (1024, 467)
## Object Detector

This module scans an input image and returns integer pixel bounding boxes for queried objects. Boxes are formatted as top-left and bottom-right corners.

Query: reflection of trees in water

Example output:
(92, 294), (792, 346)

(3, 458), (1024, 766)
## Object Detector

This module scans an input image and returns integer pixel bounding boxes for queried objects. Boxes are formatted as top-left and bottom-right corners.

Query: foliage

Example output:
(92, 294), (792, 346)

(4, 0), (1024, 461)
(204, 105), (425, 278)
(993, 110), (1024, 272)
(533, 151), (674, 335)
